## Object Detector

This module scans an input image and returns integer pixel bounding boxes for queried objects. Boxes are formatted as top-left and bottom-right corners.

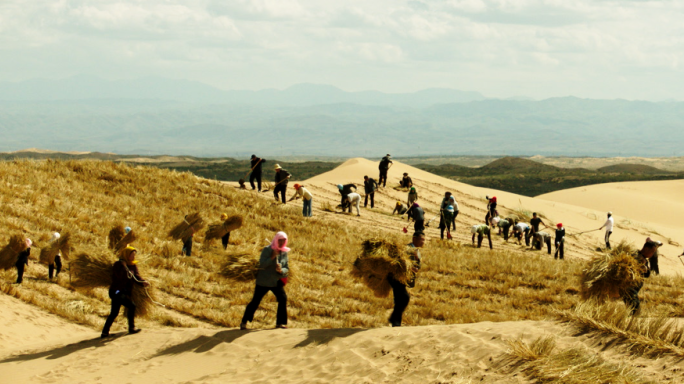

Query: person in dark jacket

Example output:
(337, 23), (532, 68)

(623, 240), (658, 315)
(101, 246), (148, 338)
(486, 196), (497, 217)
(48, 232), (63, 280)
(388, 232), (423, 327)
(220, 213), (231, 249)
(241, 232), (290, 330)
(249, 155), (266, 192)
(181, 216), (195, 256)
(15, 238), (31, 284)
(407, 203), (425, 234)
(400, 173), (413, 189)
(337, 183), (357, 210)
(554, 223), (566, 260)
(273, 164), (291, 204)
(378, 154), (392, 187)
(363, 176), (378, 208)
(529, 213), (548, 248)
(645, 238), (662, 275)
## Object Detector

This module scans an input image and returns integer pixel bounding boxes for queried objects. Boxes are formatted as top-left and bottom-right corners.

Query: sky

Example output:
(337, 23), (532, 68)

(1, 0), (683, 100)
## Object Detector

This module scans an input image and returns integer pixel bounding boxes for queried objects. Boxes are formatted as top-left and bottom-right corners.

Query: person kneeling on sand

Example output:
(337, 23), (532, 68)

(101, 246), (148, 338)
(471, 224), (493, 249)
(388, 232), (423, 327)
(533, 232), (553, 254)
(241, 232), (290, 330)
(393, 202), (408, 215)
(623, 239), (659, 315)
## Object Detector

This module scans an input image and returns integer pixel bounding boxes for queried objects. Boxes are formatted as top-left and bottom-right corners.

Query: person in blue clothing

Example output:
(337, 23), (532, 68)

(240, 232), (290, 330)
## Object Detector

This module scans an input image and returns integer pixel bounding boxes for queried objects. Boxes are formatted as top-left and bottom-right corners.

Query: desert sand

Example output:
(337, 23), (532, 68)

(2, 157), (683, 383)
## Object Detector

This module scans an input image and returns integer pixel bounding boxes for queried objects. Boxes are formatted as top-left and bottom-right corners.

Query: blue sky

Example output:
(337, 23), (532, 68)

(1, 0), (683, 100)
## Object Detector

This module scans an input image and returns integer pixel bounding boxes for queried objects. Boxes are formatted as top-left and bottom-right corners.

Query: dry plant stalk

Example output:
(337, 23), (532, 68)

(108, 225), (125, 250)
(114, 230), (138, 254)
(0, 235), (26, 270)
(71, 252), (114, 288)
(39, 232), (71, 265)
(219, 250), (261, 282)
(350, 238), (417, 298)
(127, 284), (155, 318)
(580, 250), (645, 300)
(169, 212), (204, 242)
(205, 215), (244, 241)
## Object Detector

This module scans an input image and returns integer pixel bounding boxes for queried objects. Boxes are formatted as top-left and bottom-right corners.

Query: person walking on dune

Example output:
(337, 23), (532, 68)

(387, 232), (423, 327)
(15, 238), (31, 284)
(407, 203), (425, 233)
(48, 232), (63, 280)
(363, 176), (378, 208)
(471, 224), (493, 249)
(289, 184), (313, 217)
(599, 212), (614, 250)
(378, 154), (393, 188)
(273, 164), (291, 204)
(249, 155), (266, 192)
(240, 232), (290, 330)
(555, 223), (565, 260)
(101, 246), (148, 338)
(346, 192), (362, 216)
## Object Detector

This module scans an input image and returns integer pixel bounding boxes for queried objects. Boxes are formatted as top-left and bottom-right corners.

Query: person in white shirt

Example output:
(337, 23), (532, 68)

(598, 211), (614, 249)
(346, 193), (362, 216)
(289, 184), (313, 217)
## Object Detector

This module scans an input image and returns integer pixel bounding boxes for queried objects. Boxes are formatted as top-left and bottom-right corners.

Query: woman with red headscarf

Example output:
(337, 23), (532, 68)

(240, 232), (290, 330)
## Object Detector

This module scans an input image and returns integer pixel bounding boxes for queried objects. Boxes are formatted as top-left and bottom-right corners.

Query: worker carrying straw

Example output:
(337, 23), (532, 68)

(623, 240), (659, 314)
(15, 238), (32, 284)
(101, 246), (149, 338)
(240, 232), (290, 330)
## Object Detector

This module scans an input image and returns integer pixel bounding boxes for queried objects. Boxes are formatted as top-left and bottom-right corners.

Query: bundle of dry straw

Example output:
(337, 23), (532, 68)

(205, 215), (244, 241)
(114, 230), (138, 254)
(169, 212), (204, 242)
(580, 251), (645, 300)
(108, 225), (124, 250)
(0, 235), (27, 270)
(39, 233), (71, 265)
(219, 250), (261, 282)
(351, 238), (417, 298)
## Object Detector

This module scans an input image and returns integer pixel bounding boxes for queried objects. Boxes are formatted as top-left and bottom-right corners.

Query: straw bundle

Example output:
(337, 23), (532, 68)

(219, 251), (261, 282)
(168, 212), (204, 242)
(205, 215), (244, 241)
(39, 233), (71, 265)
(71, 252), (113, 288)
(114, 230), (138, 254)
(351, 238), (418, 298)
(0, 235), (26, 270)
(127, 284), (156, 318)
(108, 225), (124, 250)
(580, 252), (645, 300)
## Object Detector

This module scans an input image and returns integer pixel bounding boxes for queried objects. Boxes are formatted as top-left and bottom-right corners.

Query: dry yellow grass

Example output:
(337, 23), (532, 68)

(2, 159), (684, 335)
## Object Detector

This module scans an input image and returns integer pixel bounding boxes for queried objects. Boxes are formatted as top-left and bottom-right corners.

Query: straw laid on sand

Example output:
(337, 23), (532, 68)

(169, 212), (205, 242)
(108, 225), (125, 250)
(219, 251), (261, 282)
(580, 251), (645, 300)
(205, 215), (244, 241)
(0, 235), (27, 270)
(351, 238), (418, 298)
(39, 233), (71, 265)
(114, 230), (138, 254)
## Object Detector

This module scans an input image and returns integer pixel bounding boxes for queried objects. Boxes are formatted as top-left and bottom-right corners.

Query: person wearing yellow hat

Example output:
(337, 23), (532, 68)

(101, 246), (149, 338)
(288, 184), (313, 217)
(219, 213), (232, 249)
(392, 201), (408, 215)
(273, 164), (291, 204)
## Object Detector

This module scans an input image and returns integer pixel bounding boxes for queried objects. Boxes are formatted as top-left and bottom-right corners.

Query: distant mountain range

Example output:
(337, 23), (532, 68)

(0, 76), (683, 157)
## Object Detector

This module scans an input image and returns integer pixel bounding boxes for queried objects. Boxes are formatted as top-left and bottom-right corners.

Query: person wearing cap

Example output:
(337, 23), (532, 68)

(219, 213), (232, 249)
(101, 246), (149, 338)
(15, 238), (32, 284)
(273, 164), (291, 204)
(471, 224), (493, 249)
(623, 239), (658, 315)
(599, 212), (614, 250)
(400, 173), (413, 189)
(249, 155), (266, 192)
(393, 201), (408, 215)
(387, 231), (423, 327)
(554, 223), (566, 260)
(346, 192), (362, 216)
(289, 184), (313, 217)
(241, 232), (290, 330)
(124, 226), (132, 235)
(513, 220), (531, 246)
(48, 232), (63, 280)
(337, 183), (357, 211)
(407, 203), (425, 233)
(533, 232), (553, 254)
(497, 217), (513, 241)
(407, 187), (418, 207)
(378, 154), (393, 188)
(363, 176), (379, 208)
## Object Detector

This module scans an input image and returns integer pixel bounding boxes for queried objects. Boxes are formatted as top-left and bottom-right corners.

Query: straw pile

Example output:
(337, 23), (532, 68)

(169, 212), (204, 242)
(108, 225), (124, 250)
(205, 215), (244, 241)
(580, 252), (645, 300)
(39, 233), (71, 265)
(0, 235), (26, 270)
(71, 252), (113, 288)
(127, 284), (156, 318)
(114, 230), (138, 254)
(219, 251), (261, 282)
(351, 238), (418, 298)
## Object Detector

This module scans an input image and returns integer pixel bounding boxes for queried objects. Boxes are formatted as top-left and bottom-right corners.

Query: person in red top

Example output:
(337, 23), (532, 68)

(101, 246), (149, 338)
